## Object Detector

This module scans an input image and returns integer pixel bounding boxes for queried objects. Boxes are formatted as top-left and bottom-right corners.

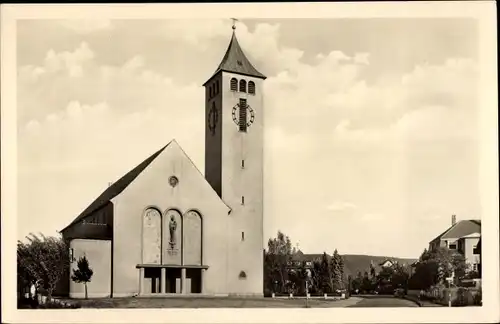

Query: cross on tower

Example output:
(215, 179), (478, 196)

(231, 18), (238, 30)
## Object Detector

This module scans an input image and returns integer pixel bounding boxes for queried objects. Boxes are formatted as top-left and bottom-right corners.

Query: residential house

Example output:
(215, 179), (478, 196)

(289, 251), (329, 269)
(428, 215), (481, 273)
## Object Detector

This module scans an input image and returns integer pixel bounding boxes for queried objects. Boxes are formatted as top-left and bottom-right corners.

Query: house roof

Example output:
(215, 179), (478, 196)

(378, 259), (396, 266)
(429, 219), (481, 244)
(292, 251), (330, 262)
(203, 31), (266, 85)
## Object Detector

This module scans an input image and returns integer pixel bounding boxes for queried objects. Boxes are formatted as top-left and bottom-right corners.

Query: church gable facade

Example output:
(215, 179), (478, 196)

(61, 26), (265, 299)
(111, 140), (231, 297)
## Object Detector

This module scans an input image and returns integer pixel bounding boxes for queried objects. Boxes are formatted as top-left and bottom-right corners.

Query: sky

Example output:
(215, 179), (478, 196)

(17, 18), (481, 258)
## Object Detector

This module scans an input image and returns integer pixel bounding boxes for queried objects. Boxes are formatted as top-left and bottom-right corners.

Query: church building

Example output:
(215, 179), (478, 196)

(60, 26), (266, 298)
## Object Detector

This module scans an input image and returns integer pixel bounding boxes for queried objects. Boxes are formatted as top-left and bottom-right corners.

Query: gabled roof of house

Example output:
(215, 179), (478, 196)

(429, 219), (481, 244)
(61, 140), (231, 233)
(204, 31), (266, 85)
(378, 259), (396, 266)
(292, 251), (330, 262)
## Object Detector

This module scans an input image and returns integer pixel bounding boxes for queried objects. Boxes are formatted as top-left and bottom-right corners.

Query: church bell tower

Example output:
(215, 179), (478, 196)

(203, 21), (266, 296)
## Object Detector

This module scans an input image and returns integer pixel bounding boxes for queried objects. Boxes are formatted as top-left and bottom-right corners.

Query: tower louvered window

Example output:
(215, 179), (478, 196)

(230, 78), (238, 91)
(239, 79), (247, 92)
(248, 81), (255, 94)
(239, 98), (247, 132)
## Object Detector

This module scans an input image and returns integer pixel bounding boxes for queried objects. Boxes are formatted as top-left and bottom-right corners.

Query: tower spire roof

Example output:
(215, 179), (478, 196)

(204, 26), (266, 85)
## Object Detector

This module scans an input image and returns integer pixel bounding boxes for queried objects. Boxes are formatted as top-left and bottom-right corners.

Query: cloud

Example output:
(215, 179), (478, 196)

(327, 201), (358, 212)
(16, 20), (481, 258)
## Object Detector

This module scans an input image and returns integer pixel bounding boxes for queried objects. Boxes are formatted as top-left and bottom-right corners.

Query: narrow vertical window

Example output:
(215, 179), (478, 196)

(248, 81), (255, 94)
(241, 159), (245, 169)
(230, 78), (238, 91)
(241, 232), (245, 241)
(209, 86), (213, 98)
(216, 80), (219, 94)
(241, 196), (245, 205)
(239, 98), (247, 132)
(239, 79), (247, 92)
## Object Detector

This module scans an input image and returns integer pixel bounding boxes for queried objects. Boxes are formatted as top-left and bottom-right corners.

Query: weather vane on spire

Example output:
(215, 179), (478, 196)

(231, 18), (238, 30)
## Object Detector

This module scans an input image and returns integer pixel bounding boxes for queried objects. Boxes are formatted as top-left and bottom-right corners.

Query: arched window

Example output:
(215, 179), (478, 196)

(230, 78), (238, 91)
(239, 79), (247, 93)
(248, 81), (255, 94)
(142, 208), (162, 265)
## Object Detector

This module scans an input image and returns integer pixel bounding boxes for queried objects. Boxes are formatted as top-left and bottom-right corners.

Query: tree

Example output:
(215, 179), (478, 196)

(351, 271), (363, 293)
(318, 253), (332, 293)
(409, 247), (468, 290)
(361, 271), (372, 292)
(392, 263), (410, 292)
(264, 231), (294, 294)
(338, 253), (346, 289)
(71, 256), (94, 299)
(330, 250), (343, 291)
(17, 233), (69, 300)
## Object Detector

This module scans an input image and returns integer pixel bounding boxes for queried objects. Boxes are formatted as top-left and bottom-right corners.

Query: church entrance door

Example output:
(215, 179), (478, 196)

(165, 268), (182, 293)
(186, 269), (202, 293)
(144, 268), (162, 294)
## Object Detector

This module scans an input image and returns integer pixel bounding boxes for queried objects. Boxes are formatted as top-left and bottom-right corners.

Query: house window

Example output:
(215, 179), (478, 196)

(209, 86), (213, 98)
(248, 81), (255, 94)
(239, 98), (247, 132)
(473, 263), (478, 272)
(449, 244), (457, 249)
(473, 245), (479, 255)
(69, 248), (75, 263)
(239, 79), (247, 92)
(241, 159), (245, 169)
(241, 232), (245, 241)
(230, 78), (238, 91)
(239, 271), (247, 279)
(241, 196), (245, 205)
(216, 80), (219, 94)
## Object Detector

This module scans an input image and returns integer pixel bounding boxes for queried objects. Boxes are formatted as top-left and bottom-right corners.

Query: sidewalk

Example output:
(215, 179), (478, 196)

(402, 295), (444, 307)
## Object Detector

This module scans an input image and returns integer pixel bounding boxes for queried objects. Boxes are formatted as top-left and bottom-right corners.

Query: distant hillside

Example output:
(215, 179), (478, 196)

(341, 254), (418, 277)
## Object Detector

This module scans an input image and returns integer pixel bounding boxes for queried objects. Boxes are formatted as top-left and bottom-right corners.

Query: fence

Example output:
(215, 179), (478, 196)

(407, 287), (481, 306)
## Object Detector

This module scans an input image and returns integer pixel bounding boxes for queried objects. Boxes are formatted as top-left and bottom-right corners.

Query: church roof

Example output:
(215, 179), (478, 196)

(203, 31), (266, 86)
(60, 142), (171, 232)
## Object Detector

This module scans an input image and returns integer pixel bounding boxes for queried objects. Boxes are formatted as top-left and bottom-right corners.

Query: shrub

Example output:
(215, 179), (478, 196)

(473, 289), (482, 306)
(17, 296), (39, 309)
(452, 287), (468, 307)
(38, 300), (81, 309)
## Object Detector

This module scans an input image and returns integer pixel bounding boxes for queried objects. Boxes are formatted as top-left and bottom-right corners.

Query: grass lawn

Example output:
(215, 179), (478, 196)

(56, 296), (361, 308)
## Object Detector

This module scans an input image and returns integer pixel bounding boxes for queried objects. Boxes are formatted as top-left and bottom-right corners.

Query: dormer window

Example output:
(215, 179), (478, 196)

(248, 81), (255, 94)
(239, 79), (247, 92)
(230, 78), (238, 91)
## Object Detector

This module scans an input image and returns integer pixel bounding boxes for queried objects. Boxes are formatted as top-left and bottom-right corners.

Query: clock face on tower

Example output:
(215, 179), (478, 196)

(208, 102), (218, 135)
(232, 102), (255, 129)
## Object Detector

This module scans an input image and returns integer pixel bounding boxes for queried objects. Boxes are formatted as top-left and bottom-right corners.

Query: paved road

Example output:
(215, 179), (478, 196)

(348, 296), (419, 307)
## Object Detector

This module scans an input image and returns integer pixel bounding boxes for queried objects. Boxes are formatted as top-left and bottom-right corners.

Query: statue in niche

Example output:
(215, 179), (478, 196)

(168, 215), (177, 249)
